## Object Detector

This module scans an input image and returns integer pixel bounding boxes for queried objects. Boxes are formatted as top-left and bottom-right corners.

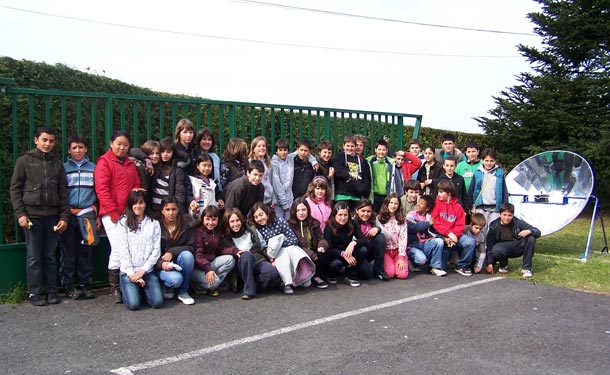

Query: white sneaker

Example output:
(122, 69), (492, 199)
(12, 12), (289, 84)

(522, 269), (533, 278)
(302, 280), (312, 288)
(430, 267), (447, 277)
(177, 292), (195, 305)
(498, 266), (509, 274)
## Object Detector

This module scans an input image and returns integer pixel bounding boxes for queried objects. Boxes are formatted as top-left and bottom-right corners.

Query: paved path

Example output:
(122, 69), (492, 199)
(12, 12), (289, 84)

(1, 272), (608, 375)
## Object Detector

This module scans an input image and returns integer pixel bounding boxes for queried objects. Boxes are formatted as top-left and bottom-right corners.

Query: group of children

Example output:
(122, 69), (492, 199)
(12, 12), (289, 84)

(10, 124), (541, 310)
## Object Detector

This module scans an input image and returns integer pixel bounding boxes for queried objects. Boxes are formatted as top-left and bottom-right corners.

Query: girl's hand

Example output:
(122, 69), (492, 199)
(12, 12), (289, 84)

(328, 167), (335, 178)
(448, 232), (458, 243)
(397, 258), (406, 271)
(367, 227), (379, 238)
(344, 254), (357, 266)
(236, 250), (247, 258)
(206, 271), (217, 285)
(344, 243), (355, 258)
(129, 270), (145, 283)
(189, 200), (199, 212)
(161, 261), (173, 271)
(218, 200), (225, 209)
(161, 252), (173, 262)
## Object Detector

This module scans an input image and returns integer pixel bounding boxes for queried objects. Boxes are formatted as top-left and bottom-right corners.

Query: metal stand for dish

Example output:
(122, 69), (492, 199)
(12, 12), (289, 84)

(579, 196), (608, 262)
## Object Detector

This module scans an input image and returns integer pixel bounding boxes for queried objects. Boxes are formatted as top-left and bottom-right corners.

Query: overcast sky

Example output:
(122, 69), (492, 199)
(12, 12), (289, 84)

(0, 0), (542, 134)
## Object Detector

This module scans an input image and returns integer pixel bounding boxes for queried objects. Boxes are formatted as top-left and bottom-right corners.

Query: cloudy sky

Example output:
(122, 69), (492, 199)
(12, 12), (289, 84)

(0, 0), (542, 133)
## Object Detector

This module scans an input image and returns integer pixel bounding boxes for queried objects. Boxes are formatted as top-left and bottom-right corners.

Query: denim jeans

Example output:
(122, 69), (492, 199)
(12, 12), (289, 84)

(441, 235), (475, 270)
(120, 271), (163, 311)
(191, 255), (236, 291)
(237, 252), (279, 296)
(329, 245), (368, 280)
(158, 250), (195, 294)
(488, 236), (536, 271)
(59, 215), (93, 288)
(365, 233), (386, 277)
(24, 216), (59, 295)
(408, 238), (445, 269)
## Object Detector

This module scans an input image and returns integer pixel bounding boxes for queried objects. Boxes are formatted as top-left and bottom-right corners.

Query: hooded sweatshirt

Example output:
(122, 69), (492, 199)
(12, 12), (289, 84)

(430, 196), (466, 238)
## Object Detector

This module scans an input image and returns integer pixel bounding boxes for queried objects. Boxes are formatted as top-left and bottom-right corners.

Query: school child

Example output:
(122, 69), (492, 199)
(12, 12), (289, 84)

(353, 133), (367, 157)
(249, 203), (315, 294)
(406, 195), (446, 276)
(465, 213), (487, 274)
(331, 135), (371, 211)
(468, 148), (509, 231)
(394, 148), (422, 184)
(192, 127), (222, 190)
(149, 137), (186, 215)
(305, 176), (333, 232)
(353, 199), (388, 281)
(401, 180), (422, 217)
(367, 139), (403, 213)
(323, 202), (369, 287)
(315, 140), (335, 184)
(117, 190), (163, 311)
(417, 146), (443, 196)
(485, 203), (541, 278)
(220, 138), (249, 190)
(224, 160), (265, 218)
(288, 198), (330, 289)
(173, 119), (196, 202)
(222, 208), (280, 300)
(430, 180), (475, 276)
(455, 141), (482, 192)
(192, 205), (238, 296)
(94, 130), (141, 303)
(434, 156), (470, 213)
(292, 139), (316, 199)
(408, 139), (425, 181)
(10, 126), (70, 306)
(435, 133), (465, 163)
(59, 134), (98, 300)
(249, 136), (276, 209)
(376, 193), (409, 279)
(129, 140), (160, 189)
(188, 153), (223, 218)
(156, 197), (196, 305)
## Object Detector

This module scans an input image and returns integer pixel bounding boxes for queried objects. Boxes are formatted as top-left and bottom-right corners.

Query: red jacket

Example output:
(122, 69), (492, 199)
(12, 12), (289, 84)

(194, 226), (238, 274)
(94, 149), (140, 222)
(400, 152), (422, 181)
(431, 196), (466, 238)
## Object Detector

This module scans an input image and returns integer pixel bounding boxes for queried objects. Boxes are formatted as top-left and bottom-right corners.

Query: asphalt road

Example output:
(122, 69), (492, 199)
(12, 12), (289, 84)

(1, 272), (609, 375)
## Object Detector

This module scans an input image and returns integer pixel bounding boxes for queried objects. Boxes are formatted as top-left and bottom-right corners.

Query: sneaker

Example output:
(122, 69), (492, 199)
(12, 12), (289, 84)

(327, 277), (338, 284)
(522, 269), (533, 278)
(283, 285), (294, 294)
(498, 266), (509, 274)
(302, 280), (312, 288)
(46, 293), (61, 304)
(345, 277), (361, 287)
(455, 268), (472, 277)
(374, 271), (390, 281)
(177, 292), (195, 305)
(430, 267), (447, 277)
(162, 286), (174, 299)
(408, 263), (421, 272)
(312, 276), (328, 289)
(79, 286), (95, 300)
(241, 294), (252, 300)
(28, 294), (46, 306)
(208, 289), (220, 297)
(64, 287), (83, 300)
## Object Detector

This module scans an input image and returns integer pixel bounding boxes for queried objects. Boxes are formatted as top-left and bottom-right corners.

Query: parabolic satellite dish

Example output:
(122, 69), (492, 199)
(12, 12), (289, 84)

(506, 150), (594, 236)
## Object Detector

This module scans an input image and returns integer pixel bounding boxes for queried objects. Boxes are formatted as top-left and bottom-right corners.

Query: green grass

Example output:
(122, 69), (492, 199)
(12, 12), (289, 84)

(0, 282), (27, 304)
(499, 213), (610, 294)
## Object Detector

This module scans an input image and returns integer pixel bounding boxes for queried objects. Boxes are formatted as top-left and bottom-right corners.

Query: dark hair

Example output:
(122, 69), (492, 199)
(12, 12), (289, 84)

(111, 130), (131, 144)
(222, 138), (248, 165)
(223, 208), (246, 236)
(67, 134), (87, 148)
(195, 127), (216, 152)
(353, 198), (375, 224)
(481, 148), (497, 160)
(296, 139), (312, 150)
(464, 141), (479, 151)
(343, 134), (357, 145)
(405, 179), (422, 192)
(288, 197), (315, 227)
(375, 139), (388, 148)
(123, 190), (148, 232)
(194, 153), (213, 171)
(202, 205), (221, 219)
(275, 139), (289, 150)
(159, 137), (175, 153)
(353, 134), (366, 147)
(470, 213), (487, 227)
(443, 156), (457, 165)
(305, 176), (332, 205)
(378, 193), (405, 225)
(328, 201), (354, 237)
(408, 138), (421, 148)
(424, 145), (436, 154)
(248, 202), (275, 227)
(442, 134), (456, 143)
(419, 195), (435, 211)
(318, 140), (333, 151)
(160, 196), (183, 234)
(174, 119), (195, 145)
(499, 203), (514, 214)
(247, 159), (265, 174)
(35, 126), (56, 138)
(436, 180), (457, 197)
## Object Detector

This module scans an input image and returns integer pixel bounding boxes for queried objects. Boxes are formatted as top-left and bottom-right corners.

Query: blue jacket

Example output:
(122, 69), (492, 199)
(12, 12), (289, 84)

(64, 156), (97, 209)
(367, 155), (404, 198)
(486, 216), (541, 253)
(469, 165), (508, 212)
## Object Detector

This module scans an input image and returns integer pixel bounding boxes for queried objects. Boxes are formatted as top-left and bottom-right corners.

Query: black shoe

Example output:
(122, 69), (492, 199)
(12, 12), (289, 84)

(79, 286), (95, 300)
(28, 294), (46, 306)
(312, 276), (328, 289)
(375, 271), (390, 281)
(46, 293), (61, 304)
(65, 287), (83, 300)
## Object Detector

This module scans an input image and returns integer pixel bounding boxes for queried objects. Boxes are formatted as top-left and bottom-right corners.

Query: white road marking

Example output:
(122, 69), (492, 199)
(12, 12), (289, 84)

(111, 277), (503, 374)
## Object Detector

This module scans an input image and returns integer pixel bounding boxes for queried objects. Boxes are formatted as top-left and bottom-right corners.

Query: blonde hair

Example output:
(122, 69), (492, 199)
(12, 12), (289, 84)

(248, 136), (271, 168)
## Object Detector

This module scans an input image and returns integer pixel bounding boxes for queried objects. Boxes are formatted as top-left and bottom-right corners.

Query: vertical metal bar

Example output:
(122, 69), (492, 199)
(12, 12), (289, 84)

(260, 107), (266, 138)
(28, 95), (35, 148)
(250, 107), (256, 139)
(240, 106), (247, 139)
(120, 102), (126, 135)
(196, 105), (202, 130)
(323, 111), (330, 142)
(229, 105), (237, 139)
(307, 110), (312, 142)
(60, 97), (67, 161)
(218, 105), (225, 152)
(171, 103), (177, 130)
(298, 110), (303, 141)
(146, 101), (152, 140)
(413, 116), (422, 139)
(159, 102), (166, 138)
(104, 97), (113, 148)
(92, 99), (99, 150)
(133, 101), (140, 146)
(280, 109), (285, 140)
(270, 108), (276, 147)
(289, 109), (294, 148)
(44, 96), (51, 129)
(206, 105), (213, 138)
(76, 97), (82, 135)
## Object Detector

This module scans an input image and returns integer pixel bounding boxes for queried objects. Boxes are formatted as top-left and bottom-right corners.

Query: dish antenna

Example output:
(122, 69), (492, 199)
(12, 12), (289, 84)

(505, 150), (607, 261)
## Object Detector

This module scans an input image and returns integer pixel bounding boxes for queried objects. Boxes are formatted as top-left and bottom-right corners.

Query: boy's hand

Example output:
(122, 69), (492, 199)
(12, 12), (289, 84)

(18, 216), (31, 228)
(328, 167), (335, 178)
(54, 220), (68, 233)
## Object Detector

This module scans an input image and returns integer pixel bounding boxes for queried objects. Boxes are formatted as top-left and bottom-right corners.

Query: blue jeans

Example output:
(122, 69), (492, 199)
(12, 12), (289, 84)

(158, 250), (195, 294)
(24, 216), (59, 295)
(191, 255), (236, 291)
(441, 235), (475, 270)
(120, 272), (163, 311)
(408, 238), (445, 269)
(237, 252), (279, 296)
(59, 215), (93, 288)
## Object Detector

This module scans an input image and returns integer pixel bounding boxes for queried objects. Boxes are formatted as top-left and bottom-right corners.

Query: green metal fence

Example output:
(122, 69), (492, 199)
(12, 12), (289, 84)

(0, 78), (422, 294)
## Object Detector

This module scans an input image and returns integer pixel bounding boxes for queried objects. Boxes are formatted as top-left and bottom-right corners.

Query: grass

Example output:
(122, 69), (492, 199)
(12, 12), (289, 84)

(498, 213), (610, 294)
(0, 282), (27, 304)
